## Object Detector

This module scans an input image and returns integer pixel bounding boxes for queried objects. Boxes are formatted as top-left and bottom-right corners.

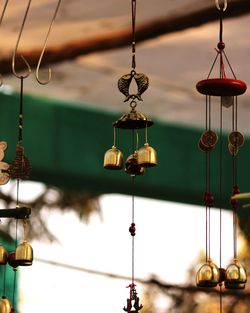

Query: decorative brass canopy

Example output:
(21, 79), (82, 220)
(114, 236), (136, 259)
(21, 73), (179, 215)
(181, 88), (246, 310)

(113, 110), (153, 130)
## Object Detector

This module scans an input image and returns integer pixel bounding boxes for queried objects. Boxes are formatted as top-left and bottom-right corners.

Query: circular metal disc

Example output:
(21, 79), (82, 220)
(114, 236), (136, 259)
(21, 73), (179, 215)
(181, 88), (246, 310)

(196, 78), (247, 97)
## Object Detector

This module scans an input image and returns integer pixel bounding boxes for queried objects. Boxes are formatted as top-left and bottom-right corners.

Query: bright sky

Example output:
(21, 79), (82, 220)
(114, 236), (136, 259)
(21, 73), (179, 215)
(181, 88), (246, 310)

(5, 187), (236, 313)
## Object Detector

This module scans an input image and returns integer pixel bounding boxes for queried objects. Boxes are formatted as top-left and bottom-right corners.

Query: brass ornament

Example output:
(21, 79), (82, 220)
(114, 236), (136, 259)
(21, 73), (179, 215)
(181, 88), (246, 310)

(198, 139), (214, 152)
(200, 130), (218, 148)
(123, 285), (143, 313)
(228, 131), (244, 148)
(0, 296), (11, 313)
(0, 141), (10, 185)
(225, 259), (247, 289)
(103, 146), (123, 170)
(137, 143), (157, 167)
(196, 259), (220, 287)
(9, 144), (31, 180)
(118, 71), (149, 102)
(15, 240), (33, 266)
(0, 245), (8, 265)
(125, 153), (145, 176)
(7, 252), (19, 269)
(228, 143), (239, 157)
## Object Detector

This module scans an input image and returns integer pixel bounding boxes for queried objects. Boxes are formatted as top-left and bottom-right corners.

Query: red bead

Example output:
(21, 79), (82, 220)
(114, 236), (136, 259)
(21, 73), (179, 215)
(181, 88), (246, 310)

(129, 223), (136, 236)
(203, 192), (214, 206)
(233, 185), (240, 195)
(230, 198), (238, 208)
(217, 42), (225, 51)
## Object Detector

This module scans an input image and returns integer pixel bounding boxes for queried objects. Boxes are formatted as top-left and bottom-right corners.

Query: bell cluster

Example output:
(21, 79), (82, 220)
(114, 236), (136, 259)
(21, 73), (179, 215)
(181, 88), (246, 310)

(196, 258), (247, 289)
(0, 241), (33, 268)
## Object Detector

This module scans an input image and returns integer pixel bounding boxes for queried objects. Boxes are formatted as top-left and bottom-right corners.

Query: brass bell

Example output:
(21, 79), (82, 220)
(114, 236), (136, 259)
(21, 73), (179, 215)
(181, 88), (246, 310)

(224, 259), (247, 289)
(103, 146), (123, 170)
(0, 296), (11, 313)
(15, 240), (33, 266)
(196, 259), (220, 287)
(137, 143), (157, 167)
(0, 245), (7, 265)
(125, 153), (145, 176)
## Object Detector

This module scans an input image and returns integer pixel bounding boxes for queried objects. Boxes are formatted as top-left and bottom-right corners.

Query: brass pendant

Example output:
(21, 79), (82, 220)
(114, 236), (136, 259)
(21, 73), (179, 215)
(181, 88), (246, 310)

(9, 144), (31, 180)
(113, 110), (153, 130)
(125, 153), (145, 176)
(118, 71), (149, 103)
(0, 141), (10, 185)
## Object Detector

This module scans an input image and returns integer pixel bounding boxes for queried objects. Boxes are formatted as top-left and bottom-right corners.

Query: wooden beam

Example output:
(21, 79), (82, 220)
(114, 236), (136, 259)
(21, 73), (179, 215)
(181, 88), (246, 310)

(0, 0), (249, 74)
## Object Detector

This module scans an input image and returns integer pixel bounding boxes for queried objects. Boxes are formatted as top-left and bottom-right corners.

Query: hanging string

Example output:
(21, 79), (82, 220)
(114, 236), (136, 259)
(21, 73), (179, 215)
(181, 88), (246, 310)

(131, 0), (136, 70)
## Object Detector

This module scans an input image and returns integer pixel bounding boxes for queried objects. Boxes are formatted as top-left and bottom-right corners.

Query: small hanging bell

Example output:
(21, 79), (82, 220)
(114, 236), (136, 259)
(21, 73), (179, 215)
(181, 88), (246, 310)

(0, 245), (8, 265)
(103, 146), (123, 170)
(125, 152), (145, 176)
(196, 259), (220, 287)
(224, 259), (247, 289)
(137, 143), (157, 167)
(0, 296), (11, 313)
(15, 240), (33, 266)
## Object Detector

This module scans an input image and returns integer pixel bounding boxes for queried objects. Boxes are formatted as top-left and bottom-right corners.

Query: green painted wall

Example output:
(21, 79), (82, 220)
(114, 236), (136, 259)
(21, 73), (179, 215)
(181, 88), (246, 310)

(0, 90), (249, 209)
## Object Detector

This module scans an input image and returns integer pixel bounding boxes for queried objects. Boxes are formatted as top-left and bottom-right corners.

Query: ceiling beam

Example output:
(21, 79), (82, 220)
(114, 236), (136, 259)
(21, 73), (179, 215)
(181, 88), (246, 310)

(0, 0), (249, 74)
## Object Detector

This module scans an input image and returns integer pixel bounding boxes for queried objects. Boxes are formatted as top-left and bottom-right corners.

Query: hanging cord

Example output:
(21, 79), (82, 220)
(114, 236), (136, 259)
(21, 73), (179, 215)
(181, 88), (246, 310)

(12, 219), (18, 309)
(18, 77), (24, 144)
(3, 265), (6, 296)
(131, 0), (136, 70)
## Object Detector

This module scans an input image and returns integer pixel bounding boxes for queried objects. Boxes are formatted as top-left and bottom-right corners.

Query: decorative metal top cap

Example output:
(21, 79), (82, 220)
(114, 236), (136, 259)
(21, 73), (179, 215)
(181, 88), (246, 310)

(113, 110), (153, 129)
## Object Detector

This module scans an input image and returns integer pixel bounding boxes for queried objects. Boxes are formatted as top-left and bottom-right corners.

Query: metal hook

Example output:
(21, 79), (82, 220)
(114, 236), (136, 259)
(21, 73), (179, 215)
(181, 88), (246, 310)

(36, 0), (61, 85)
(215, 0), (227, 12)
(0, 0), (10, 86)
(12, 0), (32, 79)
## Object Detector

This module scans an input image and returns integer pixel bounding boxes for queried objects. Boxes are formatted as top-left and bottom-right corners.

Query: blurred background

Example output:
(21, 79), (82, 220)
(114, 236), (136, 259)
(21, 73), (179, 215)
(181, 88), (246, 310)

(0, 0), (250, 312)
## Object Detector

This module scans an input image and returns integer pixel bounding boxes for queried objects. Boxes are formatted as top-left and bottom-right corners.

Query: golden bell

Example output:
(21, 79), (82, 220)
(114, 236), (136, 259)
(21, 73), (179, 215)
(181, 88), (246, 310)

(224, 259), (247, 289)
(15, 240), (33, 266)
(0, 245), (7, 265)
(137, 143), (157, 167)
(103, 146), (123, 170)
(196, 259), (220, 287)
(0, 296), (11, 313)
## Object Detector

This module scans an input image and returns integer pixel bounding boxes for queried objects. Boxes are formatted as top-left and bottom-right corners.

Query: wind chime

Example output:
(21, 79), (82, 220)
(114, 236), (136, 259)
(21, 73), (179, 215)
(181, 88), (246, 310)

(0, 1), (61, 312)
(103, 0), (157, 311)
(196, 0), (247, 303)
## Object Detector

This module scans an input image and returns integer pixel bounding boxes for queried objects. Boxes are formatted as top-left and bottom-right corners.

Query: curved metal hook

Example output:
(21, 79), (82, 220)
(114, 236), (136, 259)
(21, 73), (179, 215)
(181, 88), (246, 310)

(12, 0), (32, 79)
(0, 0), (10, 86)
(36, 0), (62, 85)
(215, 0), (227, 12)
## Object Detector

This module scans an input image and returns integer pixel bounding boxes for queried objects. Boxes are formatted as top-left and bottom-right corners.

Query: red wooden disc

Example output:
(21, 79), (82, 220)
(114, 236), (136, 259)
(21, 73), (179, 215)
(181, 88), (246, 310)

(196, 78), (247, 96)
